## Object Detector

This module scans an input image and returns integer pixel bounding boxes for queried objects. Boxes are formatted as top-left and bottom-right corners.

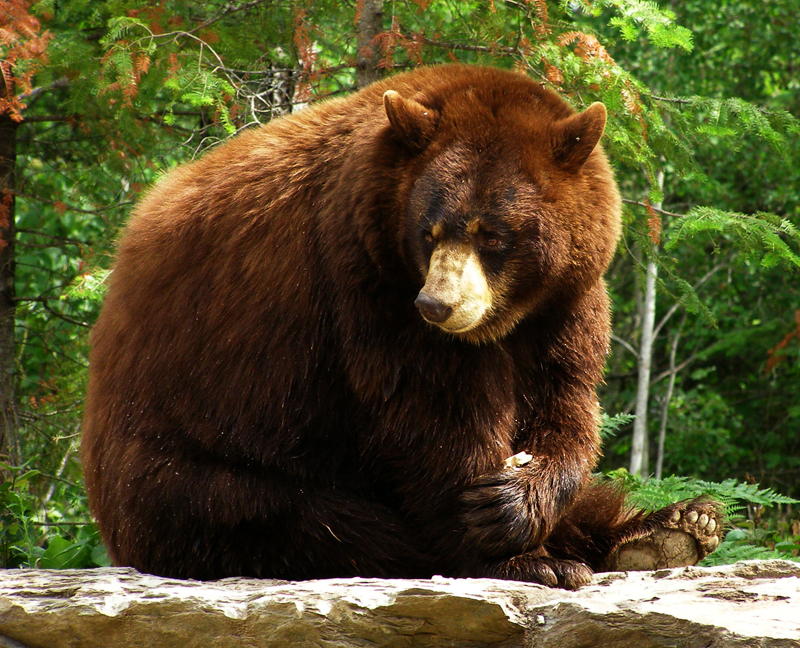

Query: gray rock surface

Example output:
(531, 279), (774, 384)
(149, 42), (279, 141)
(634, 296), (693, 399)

(0, 560), (798, 647)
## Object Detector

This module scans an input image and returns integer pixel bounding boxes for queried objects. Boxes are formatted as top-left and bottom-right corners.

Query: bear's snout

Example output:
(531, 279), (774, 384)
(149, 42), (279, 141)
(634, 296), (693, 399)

(415, 292), (453, 323)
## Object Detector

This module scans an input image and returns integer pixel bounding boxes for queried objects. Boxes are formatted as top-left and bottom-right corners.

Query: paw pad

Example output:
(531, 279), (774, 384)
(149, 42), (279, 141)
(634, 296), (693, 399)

(606, 499), (724, 573)
(662, 500), (723, 555)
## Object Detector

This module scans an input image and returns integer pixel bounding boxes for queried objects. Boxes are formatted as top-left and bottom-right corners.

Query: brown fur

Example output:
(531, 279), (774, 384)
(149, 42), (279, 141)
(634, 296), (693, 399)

(82, 65), (720, 587)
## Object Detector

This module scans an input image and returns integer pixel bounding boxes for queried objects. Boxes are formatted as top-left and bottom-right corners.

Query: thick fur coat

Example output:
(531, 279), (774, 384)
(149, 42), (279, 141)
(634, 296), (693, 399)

(82, 65), (722, 588)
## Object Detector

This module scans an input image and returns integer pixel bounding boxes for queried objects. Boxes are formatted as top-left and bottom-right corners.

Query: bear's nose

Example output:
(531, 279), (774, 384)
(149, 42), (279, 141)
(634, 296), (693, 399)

(415, 292), (453, 323)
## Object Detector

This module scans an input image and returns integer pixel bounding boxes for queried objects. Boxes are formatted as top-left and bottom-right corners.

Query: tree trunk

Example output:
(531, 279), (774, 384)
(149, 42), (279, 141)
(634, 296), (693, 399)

(629, 257), (657, 475)
(655, 322), (683, 480)
(355, 0), (384, 89)
(629, 169), (665, 476)
(0, 63), (19, 466)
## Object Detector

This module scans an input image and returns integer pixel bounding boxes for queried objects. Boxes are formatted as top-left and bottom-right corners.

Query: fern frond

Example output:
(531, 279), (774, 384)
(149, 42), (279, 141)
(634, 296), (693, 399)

(700, 539), (797, 566)
(621, 474), (800, 516)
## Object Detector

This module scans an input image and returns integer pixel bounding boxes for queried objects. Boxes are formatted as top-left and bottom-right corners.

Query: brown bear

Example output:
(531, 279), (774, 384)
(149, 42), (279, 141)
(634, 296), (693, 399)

(82, 65), (722, 589)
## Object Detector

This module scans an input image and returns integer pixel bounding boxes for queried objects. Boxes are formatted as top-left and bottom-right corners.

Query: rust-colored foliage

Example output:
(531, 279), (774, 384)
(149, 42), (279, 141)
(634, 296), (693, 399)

(167, 51), (180, 75)
(558, 31), (615, 66)
(0, 0), (53, 121)
(198, 29), (220, 45)
(374, 15), (403, 70)
(531, 0), (551, 37)
(127, 3), (166, 35)
(99, 45), (152, 108)
(766, 310), (800, 374)
(645, 198), (661, 245)
(544, 62), (564, 86)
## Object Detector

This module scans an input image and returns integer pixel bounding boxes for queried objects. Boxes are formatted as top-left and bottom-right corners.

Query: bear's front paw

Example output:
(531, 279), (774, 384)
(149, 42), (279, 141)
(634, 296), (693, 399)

(490, 550), (593, 590)
(607, 498), (724, 572)
(460, 470), (541, 558)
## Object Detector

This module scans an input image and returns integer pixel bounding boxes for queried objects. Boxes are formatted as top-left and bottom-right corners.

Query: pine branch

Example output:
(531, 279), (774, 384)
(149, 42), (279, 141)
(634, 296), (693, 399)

(16, 228), (86, 246)
(12, 297), (89, 327)
(12, 193), (133, 215)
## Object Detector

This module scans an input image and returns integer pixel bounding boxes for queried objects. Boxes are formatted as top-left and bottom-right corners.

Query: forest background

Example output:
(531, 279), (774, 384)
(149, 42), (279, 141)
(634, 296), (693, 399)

(1, 0), (799, 570)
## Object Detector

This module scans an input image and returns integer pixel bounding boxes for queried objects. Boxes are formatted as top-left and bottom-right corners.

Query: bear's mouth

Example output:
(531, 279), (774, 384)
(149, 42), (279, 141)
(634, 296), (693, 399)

(419, 306), (487, 333)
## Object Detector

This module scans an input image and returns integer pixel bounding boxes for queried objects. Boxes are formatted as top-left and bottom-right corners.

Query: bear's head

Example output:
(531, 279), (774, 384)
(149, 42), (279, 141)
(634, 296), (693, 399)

(384, 69), (621, 344)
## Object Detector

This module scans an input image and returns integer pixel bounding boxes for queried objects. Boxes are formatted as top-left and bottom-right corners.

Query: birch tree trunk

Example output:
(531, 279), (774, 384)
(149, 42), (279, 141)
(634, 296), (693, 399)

(655, 323), (683, 480)
(629, 169), (665, 476)
(0, 63), (19, 466)
(355, 0), (384, 89)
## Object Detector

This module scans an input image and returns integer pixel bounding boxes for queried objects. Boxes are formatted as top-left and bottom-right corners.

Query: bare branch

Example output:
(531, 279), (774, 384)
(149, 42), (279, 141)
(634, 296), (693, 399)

(648, 95), (693, 105)
(652, 263), (725, 340)
(31, 520), (92, 527)
(622, 198), (686, 220)
(13, 297), (90, 327)
(188, 0), (274, 34)
(16, 228), (86, 246)
(611, 333), (638, 358)
(651, 352), (698, 385)
(18, 76), (70, 104)
(16, 402), (82, 418)
(422, 37), (517, 55)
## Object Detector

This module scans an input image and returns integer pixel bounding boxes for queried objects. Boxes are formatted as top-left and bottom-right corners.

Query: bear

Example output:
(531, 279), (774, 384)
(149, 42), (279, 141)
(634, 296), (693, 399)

(81, 64), (722, 589)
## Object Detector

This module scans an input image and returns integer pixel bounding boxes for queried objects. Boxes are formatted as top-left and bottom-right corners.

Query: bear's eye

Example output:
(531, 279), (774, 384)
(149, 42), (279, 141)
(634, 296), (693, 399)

(479, 233), (500, 250)
(422, 230), (434, 244)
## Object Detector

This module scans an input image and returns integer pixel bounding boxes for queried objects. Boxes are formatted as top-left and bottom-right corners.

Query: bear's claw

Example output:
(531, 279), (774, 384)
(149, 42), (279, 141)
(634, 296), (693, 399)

(492, 553), (593, 590)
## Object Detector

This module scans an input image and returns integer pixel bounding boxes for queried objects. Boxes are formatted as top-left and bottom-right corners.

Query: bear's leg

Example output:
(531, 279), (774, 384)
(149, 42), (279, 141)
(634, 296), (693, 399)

(543, 480), (724, 575)
(97, 453), (434, 580)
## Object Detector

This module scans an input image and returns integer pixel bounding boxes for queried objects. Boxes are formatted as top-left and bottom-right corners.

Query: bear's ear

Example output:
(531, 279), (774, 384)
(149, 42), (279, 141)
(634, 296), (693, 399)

(383, 90), (439, 150)
(551, 102), (607, 172)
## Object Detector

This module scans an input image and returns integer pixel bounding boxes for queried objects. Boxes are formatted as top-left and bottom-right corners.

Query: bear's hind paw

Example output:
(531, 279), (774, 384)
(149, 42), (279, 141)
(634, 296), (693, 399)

(660, 499), (722, 558)
(606, 498), (723, 572)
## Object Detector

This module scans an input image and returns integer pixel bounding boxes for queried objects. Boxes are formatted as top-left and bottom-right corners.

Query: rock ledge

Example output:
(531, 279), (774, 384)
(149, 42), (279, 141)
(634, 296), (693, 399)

(1, 560), (798, 647)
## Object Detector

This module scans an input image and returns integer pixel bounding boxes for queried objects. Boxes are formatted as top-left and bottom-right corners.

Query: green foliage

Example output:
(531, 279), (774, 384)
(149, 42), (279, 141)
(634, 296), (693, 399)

(613, 473), (798, 514)
(605, 471), (800, 564)
(62, 270), (112, 304)
(0, 462), (40, 568)
(703, 525), (800, 565)
(600, 412), (635, 439)
(656, 387), (746, 478)
(0, 462), (109, 569)
(601, 0), (694, 51)
(668, 208), (800, 270)
(4, 0), (799, 572)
